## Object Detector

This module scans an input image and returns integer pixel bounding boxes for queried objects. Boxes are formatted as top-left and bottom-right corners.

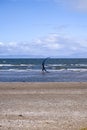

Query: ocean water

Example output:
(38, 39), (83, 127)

(0, 58), (87, 82)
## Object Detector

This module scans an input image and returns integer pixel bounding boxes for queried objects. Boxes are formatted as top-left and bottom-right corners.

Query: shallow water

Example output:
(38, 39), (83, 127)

(0, 58), (87, 82)
(0, 70), (87, 82)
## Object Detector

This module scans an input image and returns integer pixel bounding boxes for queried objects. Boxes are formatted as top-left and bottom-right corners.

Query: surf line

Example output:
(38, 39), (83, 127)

(41, 57), (50, 73)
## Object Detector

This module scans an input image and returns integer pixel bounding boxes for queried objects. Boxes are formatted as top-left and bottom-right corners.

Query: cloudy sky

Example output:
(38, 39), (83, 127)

(0, 0), (87, 58)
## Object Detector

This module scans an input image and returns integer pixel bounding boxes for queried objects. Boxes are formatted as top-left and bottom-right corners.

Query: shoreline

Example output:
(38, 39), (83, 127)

(0, 82), (87, 130)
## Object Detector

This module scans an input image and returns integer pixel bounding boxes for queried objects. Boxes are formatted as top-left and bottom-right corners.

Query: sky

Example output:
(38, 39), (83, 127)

(0, 0), (87, 58)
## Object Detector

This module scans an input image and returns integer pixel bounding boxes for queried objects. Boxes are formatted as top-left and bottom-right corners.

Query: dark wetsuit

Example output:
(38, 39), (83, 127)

(42, 58), (49, 72)
(42, 62), (47, 72)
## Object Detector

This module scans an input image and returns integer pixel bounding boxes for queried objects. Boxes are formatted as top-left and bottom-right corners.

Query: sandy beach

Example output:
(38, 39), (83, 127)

(0, 82), (87, 130)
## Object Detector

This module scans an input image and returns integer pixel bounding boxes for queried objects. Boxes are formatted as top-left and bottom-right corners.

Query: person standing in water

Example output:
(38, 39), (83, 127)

(42, 57), (50, 72)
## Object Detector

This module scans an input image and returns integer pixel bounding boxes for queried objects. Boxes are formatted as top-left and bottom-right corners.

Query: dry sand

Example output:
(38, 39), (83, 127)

(0, 82), (87, 130)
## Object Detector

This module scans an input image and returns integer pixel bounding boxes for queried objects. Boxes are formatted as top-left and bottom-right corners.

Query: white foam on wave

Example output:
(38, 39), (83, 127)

(67, 68), (87, 72)
(0, 64), (34, 66)
(0, 64), (14, 66)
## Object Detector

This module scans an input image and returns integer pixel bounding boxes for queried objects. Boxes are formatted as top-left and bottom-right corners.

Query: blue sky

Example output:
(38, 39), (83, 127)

(0, 0), (87, 58)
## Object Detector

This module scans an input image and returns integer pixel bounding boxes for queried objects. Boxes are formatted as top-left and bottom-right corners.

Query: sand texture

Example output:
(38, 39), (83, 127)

(0, 82), (87, 130)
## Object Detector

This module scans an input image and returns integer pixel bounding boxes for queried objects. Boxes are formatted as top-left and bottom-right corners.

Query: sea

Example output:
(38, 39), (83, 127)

(0, 58), (87, 82)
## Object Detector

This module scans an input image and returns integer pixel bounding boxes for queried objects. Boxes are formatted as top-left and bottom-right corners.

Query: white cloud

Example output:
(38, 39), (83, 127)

(54, 0), (87, 11)
(33, 34), (64, 50)
(78, 40), (87, 47)
(6, 0), (87, 11)
(0, 42), (4, 46)
(32, 33), (87, 57)
(73, 0), (87, 11)
(37, 0), (87, 11)
(0, 34), (87, 57)
(33, 39), (42, 44)
(47, 43), (61, 49)
(45, 34), (59, 43)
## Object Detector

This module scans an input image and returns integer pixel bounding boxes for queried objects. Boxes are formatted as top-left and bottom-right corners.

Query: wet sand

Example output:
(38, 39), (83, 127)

(0, 82), (87, 130)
